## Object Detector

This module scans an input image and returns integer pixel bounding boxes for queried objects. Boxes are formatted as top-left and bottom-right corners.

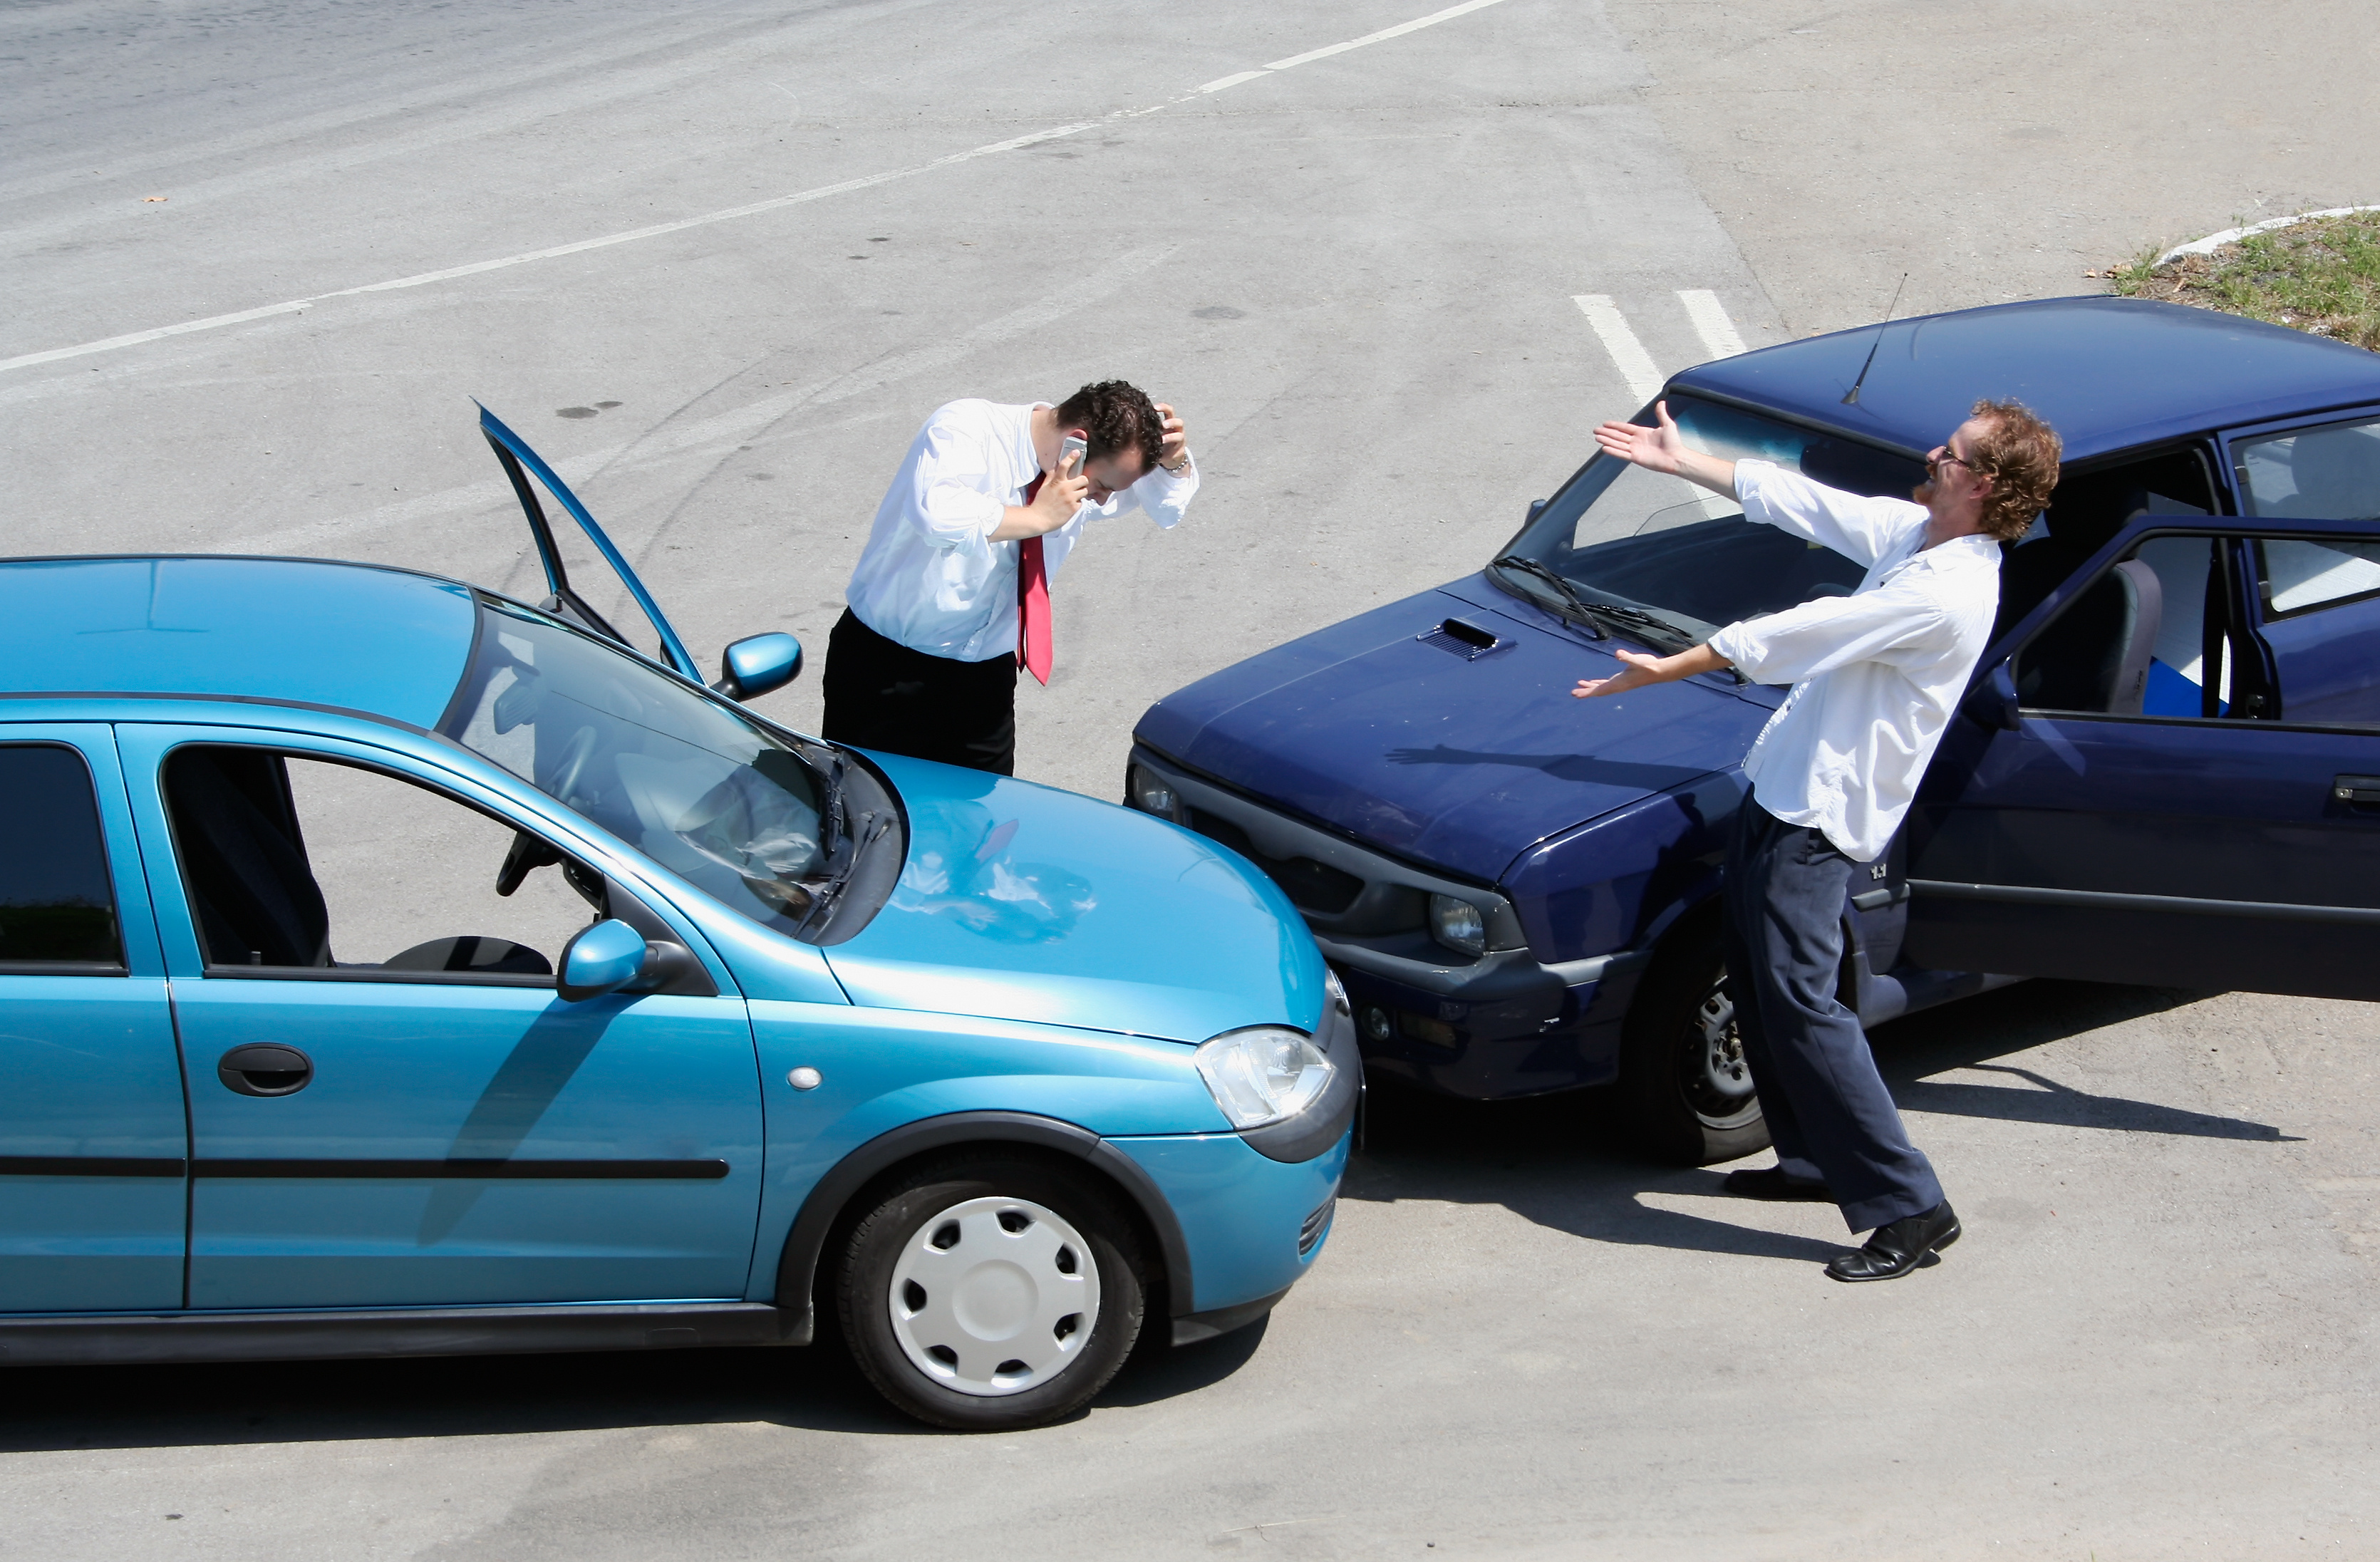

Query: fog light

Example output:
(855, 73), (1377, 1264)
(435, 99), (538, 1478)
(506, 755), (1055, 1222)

(1360, 1005), (1392, 1043)
(1127, 763), (1180, 820)
(1428, 894), (1487, 957)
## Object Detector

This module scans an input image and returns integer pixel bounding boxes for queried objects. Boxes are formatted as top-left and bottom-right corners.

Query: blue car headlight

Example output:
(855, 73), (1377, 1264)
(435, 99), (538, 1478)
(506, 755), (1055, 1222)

(1194, 1026), (1335, 1129)
(1427, 894), (1487, 957)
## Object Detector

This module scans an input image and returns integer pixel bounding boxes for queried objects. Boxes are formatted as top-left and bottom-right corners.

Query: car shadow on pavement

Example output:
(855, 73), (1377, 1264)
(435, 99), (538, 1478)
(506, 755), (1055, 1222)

(0, 1306), (1266, 1454)
(1342, 978), (2283, 1258)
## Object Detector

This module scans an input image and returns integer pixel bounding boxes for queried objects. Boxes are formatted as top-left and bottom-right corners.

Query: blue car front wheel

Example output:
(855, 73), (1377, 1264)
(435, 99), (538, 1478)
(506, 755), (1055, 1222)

(836, 1154), (1148, 1430)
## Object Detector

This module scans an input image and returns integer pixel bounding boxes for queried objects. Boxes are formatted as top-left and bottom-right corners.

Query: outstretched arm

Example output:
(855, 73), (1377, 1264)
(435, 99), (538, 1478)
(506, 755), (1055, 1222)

(1594, 400), (1738, 498)
(1572, 642), (1734, 700)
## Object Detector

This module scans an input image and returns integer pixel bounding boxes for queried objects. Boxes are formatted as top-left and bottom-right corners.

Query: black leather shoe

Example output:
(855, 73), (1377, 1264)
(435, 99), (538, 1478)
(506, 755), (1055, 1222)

(1722, 1167), (1835, 1203)
(1826, 1201), (1960, 1282)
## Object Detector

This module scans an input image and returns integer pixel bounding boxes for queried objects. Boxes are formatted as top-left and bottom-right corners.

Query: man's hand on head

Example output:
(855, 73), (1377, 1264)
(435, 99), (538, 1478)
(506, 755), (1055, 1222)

(1156, 402), (1191, 474)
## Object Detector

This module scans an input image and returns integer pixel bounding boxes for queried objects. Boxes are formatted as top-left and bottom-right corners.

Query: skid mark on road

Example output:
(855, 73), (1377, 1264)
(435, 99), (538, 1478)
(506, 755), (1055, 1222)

(1, 0), (1520, 378)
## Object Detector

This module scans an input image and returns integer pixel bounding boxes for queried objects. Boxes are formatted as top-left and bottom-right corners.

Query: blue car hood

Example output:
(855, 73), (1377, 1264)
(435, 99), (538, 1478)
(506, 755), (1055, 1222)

(821, 755), (1328, 1043)
(1134, 579), (1776, 882)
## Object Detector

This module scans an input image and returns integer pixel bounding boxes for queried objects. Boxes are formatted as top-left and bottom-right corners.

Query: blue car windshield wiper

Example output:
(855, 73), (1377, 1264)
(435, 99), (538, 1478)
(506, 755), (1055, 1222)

(1489, 554), (1605, 637)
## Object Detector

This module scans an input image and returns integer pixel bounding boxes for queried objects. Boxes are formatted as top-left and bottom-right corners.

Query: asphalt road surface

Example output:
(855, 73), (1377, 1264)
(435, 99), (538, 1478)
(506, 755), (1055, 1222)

(4, 1), (2376, 1558)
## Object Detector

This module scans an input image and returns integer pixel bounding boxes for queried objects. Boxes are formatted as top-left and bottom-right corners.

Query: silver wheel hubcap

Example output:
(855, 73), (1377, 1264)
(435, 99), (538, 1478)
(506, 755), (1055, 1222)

(888, 1194), (1100, 1397)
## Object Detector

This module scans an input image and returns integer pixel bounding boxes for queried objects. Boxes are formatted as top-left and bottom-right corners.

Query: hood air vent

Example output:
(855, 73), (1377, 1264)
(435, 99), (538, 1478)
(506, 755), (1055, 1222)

(1417, 618), (1504, 661)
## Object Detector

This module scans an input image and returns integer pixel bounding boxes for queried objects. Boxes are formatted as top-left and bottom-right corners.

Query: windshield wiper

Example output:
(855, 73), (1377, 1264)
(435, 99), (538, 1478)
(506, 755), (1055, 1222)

(1577, 600), (1699, 650)
(1488, 555), (1605, 638)
(795, 810), (887, 936)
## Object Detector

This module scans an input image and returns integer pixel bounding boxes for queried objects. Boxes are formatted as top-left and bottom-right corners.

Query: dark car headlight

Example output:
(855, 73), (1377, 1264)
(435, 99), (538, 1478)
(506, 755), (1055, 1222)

(1127, 763), (1182, 822)
(1427, 894), (1487, 958)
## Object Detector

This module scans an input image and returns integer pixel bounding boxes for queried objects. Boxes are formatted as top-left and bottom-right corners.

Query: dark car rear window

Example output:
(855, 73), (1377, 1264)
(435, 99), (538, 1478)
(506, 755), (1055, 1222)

(0, 744), (125, 971)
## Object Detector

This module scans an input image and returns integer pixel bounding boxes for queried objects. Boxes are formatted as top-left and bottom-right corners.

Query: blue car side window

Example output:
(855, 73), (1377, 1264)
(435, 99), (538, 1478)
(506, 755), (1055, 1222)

(160, 745), (596, 981)
(0, 744), (125, 973)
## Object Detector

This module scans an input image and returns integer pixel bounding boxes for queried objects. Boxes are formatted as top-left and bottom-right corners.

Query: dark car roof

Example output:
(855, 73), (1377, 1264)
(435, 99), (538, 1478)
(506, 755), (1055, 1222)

(1670, 297), (2380, 466)
(0, 555), (480, 729)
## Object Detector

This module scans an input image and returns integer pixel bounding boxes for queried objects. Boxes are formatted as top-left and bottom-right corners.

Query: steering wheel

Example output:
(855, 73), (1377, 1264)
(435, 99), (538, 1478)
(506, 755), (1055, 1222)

(495, 829), (562, 897)
(547, 723), (598, 807)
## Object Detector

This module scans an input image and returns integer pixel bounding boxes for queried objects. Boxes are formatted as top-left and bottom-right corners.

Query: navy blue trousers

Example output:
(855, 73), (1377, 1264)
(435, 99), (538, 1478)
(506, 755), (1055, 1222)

(1722, 800), (1943, 1232)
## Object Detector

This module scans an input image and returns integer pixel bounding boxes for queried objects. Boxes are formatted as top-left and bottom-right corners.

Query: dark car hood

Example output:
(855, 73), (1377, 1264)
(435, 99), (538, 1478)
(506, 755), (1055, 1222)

(1134, 577), (1776, 882)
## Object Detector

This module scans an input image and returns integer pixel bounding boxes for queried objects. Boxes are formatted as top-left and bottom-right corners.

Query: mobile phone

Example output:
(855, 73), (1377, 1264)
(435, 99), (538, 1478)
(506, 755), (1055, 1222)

(1057, 433), (1087, 473)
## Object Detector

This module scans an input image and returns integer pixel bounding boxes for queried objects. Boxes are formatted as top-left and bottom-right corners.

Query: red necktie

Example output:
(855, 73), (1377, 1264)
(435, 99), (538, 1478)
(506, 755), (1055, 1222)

(1016, 472), (1053, 686)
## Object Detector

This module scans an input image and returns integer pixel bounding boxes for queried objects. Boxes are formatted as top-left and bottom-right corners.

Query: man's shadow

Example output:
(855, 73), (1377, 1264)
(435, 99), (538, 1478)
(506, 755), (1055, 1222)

(1345, 977), (2285, 1257)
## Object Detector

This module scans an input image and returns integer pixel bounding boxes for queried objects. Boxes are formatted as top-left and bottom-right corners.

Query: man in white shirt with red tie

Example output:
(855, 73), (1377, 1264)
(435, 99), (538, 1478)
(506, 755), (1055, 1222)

(823, 381), (1196, 775)
(1576, 395), (2061, 1282)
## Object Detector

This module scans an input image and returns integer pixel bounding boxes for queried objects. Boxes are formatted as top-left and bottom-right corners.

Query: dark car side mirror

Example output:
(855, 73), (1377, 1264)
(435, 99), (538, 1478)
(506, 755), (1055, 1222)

(712, 631), (803, 701)
(1964, 663), (2022, 730)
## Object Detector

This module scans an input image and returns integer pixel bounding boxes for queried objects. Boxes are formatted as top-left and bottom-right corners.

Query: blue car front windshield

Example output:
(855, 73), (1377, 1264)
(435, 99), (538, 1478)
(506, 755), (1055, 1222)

(443, 599), (824, 933)
(1495, 395), (1925, 641)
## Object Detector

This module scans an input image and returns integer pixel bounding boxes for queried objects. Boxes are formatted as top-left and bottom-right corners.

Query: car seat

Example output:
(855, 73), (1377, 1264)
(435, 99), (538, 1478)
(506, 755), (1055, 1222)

(164, 748), (333, 968)
(2014, 559), (2162, 714)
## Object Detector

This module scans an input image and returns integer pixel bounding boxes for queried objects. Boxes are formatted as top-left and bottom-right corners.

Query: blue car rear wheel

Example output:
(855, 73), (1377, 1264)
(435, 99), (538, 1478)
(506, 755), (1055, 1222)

(836, 1154), (1148, 1431)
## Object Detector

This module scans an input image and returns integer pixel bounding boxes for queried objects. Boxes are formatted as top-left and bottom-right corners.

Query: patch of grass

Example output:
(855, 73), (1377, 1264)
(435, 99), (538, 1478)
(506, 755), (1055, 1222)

(2106, 210), (2380, 351)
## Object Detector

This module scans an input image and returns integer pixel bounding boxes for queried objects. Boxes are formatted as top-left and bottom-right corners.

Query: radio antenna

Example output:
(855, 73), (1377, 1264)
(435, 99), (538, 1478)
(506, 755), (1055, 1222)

(1840, 274), (1909, 405)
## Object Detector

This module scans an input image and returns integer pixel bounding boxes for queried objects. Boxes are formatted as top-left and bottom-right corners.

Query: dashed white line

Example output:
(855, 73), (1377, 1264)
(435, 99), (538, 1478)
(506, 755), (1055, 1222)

(1571, 294), (1665, 407)
(1, 0), (1521, 377)
(1677, 289), (1745, 360)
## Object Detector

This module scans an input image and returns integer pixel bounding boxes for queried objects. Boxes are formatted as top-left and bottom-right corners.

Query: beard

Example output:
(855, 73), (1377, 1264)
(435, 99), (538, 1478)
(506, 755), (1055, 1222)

(1911, 480), (1937, 506)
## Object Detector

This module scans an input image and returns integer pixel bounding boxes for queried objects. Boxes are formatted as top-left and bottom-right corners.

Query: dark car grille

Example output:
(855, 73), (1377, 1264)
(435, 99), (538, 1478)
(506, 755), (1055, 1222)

(1186, 809), (1364, 914)
(1298, 1196), (1338, 1256)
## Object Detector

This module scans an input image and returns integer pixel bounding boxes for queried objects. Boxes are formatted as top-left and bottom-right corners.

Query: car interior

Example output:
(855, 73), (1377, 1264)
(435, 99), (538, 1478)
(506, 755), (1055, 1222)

(164, 747), (595, 977)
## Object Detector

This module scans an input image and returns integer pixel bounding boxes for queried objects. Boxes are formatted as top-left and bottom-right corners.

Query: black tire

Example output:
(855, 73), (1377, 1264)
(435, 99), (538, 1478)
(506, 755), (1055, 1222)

(1618, 917), (1771, 1165)
(834, 1154), (1147, 1431)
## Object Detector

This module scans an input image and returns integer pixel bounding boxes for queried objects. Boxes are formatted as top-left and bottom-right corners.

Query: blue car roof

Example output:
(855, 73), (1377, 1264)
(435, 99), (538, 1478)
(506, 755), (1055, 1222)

(0, 556), (478, 730)
(1670, 297), (2380, 466)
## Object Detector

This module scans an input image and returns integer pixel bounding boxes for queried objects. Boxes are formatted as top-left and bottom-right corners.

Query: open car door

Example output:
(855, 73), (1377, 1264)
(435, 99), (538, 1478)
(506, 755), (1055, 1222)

(477, 404), (703, 683)
(1903, 492), (2380, 1002)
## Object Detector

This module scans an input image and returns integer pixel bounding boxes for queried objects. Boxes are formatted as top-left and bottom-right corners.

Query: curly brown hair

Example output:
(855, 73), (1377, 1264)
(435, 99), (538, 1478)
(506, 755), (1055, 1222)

(1052, 381), (1164, 473)
(1965, 398), (2063, 542)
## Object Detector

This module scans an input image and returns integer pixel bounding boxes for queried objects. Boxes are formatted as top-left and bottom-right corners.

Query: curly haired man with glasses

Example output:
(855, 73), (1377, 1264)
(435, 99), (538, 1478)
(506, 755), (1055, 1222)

(1574, 397), (2061, 1282)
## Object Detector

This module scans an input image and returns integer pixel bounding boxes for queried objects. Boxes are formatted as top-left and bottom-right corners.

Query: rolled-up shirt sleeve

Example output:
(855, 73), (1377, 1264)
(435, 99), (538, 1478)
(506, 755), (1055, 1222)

(910, 421), (1007, 557)
(1090, 453), (1198, 529)
(1709, 578), (1960, 686)
(1736, 460), (1922, 569)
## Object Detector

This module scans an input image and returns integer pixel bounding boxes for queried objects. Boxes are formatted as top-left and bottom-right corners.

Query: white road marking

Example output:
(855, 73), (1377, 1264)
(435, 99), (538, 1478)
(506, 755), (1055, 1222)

(1264, 0), (1513, 69)
(1571, 294), (1664, 406)
(222, 244), (1179, 554)
(1677, 289), (1745, 359)
(1, 0), (1517, 376)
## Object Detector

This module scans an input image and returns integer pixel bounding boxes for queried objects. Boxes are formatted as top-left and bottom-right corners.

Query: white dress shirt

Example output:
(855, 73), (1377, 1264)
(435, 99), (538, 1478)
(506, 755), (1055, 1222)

(843, 398), (1198, 662)
(1704, 460), (2002, 862)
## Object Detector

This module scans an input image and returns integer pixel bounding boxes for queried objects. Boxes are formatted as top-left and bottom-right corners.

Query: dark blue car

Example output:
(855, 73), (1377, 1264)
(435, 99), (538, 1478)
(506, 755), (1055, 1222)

(1127, 297), (2380, 1163)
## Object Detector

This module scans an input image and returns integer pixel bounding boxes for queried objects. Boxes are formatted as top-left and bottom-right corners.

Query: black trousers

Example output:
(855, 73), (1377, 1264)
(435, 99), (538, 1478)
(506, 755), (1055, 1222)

(821, 609), (1018, 775)
(1722, 799), (1944, 1232)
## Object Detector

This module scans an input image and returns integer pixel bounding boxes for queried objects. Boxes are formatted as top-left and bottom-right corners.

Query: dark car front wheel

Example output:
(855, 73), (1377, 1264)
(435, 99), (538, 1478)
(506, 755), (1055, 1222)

(1618, 926), (1771, 1166)
(834, 1154), (1147, 1430)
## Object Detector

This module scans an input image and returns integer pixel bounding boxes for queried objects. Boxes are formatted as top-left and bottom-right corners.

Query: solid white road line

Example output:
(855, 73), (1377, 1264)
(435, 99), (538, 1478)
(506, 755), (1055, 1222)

(3, 0), (1522, 375)
(1571, 294), (1664, 407)
(1677, 289), (1745, 360)
(0, 123), (1097, 376)
(1263, 0), (1513, 71)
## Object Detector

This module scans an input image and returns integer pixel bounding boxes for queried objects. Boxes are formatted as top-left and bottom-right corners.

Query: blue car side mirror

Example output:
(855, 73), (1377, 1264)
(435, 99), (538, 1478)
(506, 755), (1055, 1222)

(713, 631), (802, 701)
(559, 919), (653, 1001)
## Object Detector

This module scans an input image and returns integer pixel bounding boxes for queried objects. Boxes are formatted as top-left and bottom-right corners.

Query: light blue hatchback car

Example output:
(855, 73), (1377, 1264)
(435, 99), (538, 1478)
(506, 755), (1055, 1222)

(0, 409), (1354, 1430)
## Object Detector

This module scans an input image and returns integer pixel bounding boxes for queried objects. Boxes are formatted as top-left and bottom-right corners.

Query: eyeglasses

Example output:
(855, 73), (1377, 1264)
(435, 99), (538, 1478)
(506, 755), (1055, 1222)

(1928, 443), (1975, 474)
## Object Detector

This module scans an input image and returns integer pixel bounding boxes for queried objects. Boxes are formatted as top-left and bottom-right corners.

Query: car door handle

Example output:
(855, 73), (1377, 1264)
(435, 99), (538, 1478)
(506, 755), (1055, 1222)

(2333, 775), (2380, 809)
(217, 1044), (314, 1097)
